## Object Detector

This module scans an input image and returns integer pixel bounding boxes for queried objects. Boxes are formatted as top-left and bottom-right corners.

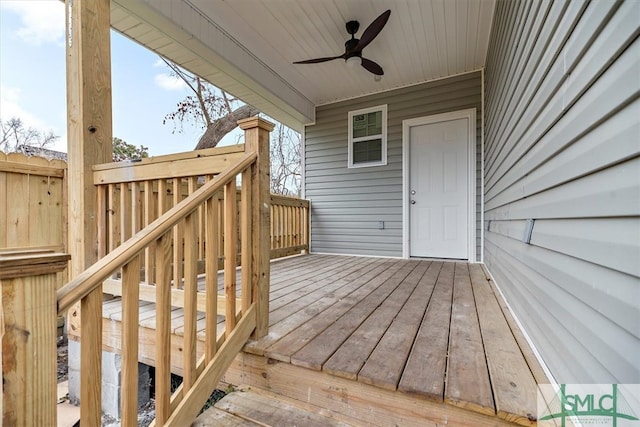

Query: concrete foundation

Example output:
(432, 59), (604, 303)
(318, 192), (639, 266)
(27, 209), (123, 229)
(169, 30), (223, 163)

(68, 340), (151, 419)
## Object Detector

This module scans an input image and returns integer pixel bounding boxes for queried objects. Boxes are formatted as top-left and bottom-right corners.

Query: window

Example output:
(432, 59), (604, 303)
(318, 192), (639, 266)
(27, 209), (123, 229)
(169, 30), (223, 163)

(348, 104), (387, 168)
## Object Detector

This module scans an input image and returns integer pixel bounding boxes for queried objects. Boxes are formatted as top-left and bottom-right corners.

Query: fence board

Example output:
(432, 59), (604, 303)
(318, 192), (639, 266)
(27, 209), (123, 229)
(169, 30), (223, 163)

(0, 153), (67, 257)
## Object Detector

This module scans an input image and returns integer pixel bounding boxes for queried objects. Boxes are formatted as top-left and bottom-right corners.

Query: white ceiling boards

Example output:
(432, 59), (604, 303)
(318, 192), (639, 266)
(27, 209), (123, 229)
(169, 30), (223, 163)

(110, 0), (495, 130)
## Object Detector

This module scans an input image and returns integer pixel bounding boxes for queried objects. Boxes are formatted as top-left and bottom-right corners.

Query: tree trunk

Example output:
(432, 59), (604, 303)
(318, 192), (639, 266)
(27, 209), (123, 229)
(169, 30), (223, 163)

(195, 105), (260, 150)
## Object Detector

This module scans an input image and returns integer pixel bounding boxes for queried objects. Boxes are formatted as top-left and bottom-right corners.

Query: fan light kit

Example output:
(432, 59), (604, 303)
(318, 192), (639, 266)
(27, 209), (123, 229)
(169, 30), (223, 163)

(293, 9), (391, 76)
(346, 56), (361, 68)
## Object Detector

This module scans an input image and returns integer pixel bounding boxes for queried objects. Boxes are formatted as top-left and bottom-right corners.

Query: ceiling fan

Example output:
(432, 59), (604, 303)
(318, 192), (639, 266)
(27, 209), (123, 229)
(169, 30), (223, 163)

(293, 9), (391, 76)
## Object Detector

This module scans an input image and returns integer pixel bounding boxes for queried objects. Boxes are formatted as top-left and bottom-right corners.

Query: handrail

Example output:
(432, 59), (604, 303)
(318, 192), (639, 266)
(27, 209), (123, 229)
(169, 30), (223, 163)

(93, 145), (246, 184)
(56, 151), (257, 313)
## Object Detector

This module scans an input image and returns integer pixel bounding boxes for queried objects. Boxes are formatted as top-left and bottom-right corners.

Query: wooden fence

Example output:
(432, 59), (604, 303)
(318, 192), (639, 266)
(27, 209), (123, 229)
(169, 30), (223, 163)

(0, 152), (68, 290)
(0, 152), (67, 252)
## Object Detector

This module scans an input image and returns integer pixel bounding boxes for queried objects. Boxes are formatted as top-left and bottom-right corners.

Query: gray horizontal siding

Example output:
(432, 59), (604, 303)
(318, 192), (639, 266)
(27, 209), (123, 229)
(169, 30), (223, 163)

(305, 72), (482, 258)
(484, 0), (640, 384)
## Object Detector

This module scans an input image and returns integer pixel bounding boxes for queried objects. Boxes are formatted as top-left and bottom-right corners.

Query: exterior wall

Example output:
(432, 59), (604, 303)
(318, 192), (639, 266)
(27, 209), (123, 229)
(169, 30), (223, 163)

(305, 72), (482, 259)
(484, 0), (639, 383)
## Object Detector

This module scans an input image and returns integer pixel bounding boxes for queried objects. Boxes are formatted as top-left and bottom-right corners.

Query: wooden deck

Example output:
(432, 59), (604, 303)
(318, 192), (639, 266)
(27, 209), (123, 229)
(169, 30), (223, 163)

(92, 254), (548, 426)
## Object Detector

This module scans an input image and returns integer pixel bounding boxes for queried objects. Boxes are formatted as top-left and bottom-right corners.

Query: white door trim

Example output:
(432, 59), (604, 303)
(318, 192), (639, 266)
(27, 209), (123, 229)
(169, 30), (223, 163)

(402, 108), (476, 261)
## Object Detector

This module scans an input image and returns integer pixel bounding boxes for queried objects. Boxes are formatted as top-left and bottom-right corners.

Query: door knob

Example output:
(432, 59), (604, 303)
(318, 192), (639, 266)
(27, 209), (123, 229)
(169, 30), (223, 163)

(410, 200), (416, 204)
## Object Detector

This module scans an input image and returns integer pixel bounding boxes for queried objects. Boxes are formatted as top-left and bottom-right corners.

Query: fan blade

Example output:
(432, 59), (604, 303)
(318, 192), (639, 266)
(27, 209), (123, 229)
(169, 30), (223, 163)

(356, 10), (391, 51)
(361, 57), (384, 75)
(293, 55), (344, 64)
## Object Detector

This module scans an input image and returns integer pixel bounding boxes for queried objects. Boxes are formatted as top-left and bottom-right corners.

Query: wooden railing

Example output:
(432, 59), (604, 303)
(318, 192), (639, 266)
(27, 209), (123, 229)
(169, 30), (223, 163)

(91, 155), (309, 287)
(270, 194), (310, 259)
(56, 117), (275, 426)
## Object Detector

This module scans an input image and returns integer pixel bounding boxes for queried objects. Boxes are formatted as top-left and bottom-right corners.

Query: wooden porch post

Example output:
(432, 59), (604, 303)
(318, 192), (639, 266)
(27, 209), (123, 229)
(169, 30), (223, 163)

(66, 0), (112, 425)
(0, 250), (69, 426)
(238, 117), (274, 338)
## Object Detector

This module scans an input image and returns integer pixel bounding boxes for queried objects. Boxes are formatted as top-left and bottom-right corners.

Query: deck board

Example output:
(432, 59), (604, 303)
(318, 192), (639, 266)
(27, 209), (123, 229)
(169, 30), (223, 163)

(322, 260), (429, 380)
(397, 261), (453, 401)
(261, 259), (401, 361)
(268, 257), (374, 325)
(358, 260), (441, 390)
(470, 264), (538, 424)
(289, 261), (418, 370)
(89, 254), (545, 426)
(445, 262), (495, 415)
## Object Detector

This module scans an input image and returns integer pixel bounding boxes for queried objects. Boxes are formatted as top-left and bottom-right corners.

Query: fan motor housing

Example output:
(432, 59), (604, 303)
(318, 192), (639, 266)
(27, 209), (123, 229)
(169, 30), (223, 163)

(345, 38), (361, 55)
(346, 20), (360, 35)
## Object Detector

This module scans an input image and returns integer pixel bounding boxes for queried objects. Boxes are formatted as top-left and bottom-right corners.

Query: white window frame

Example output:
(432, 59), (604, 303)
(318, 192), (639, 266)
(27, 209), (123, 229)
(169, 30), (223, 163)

(348, 104), (387, 168)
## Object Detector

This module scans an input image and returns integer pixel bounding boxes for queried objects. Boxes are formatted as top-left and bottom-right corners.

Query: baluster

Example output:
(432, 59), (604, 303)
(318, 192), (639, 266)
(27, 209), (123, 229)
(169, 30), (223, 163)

(241, 169), (253, 314)
(131, 182), (142, 273)
(217, 193), (224, 270)
(183, 210), (198, 390)
(154, 231), (172, 424)
(97, 185), (108, 258)
(224, 180), (237, 334)
(173, 179), (183, 288)
(205, 177), (219, 362)
(279, 205), (284, 249)
(196, 178), (205, 261)
(187, 176), (200, 270)
(121, 183), (131, 242)
(144, 180), (155, 283)
(121, 256), (140, 426)
(107, 184), (117, 254)
(270, 202), (275, 251)
(288, 203), (293, 248)
(289, 206), (294, 248)
(296, 203), (300, 249)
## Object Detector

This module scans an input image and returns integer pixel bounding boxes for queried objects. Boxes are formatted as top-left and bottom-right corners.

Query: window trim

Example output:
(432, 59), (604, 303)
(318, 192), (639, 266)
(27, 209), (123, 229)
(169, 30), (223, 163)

(348, 104), (388, 168)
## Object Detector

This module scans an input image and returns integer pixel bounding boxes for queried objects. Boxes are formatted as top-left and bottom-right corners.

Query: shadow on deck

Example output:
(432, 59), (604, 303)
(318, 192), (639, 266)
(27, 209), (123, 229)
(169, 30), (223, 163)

(87, 254), (549, 426)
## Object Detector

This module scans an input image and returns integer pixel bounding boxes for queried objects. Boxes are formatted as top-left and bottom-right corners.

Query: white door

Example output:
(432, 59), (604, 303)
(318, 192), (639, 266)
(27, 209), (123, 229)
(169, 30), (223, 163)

(409, 118), (468, 259)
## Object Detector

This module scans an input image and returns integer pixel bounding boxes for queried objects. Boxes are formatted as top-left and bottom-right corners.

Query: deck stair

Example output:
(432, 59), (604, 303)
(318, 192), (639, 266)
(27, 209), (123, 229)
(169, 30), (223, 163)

(194, 386), (353, 426)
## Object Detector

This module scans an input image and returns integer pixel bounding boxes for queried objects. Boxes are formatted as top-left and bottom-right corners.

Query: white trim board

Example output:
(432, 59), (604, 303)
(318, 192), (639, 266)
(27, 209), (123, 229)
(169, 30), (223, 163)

(402, 108), (477, 261)
(481, 68), (486, 263)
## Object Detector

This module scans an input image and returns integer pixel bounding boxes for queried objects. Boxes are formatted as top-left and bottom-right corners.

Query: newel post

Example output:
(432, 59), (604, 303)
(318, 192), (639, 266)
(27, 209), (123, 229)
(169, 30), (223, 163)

(0, 249), (70, 426)
(238, 117), (274, 338)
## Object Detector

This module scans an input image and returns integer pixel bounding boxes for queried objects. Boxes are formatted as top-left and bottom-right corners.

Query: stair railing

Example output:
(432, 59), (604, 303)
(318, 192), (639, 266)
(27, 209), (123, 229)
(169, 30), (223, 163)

(57, 117), (274, 426)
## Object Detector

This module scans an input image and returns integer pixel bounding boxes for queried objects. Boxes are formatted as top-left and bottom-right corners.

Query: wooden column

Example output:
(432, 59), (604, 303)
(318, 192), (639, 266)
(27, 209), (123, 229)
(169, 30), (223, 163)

(66, 0), (112, 425)
(238, 117), (274, 338)
(1, 250), (70, 426)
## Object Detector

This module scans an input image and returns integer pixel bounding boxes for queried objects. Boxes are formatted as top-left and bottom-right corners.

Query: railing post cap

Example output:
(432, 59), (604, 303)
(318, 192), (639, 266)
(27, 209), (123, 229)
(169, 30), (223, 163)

(237, 116), (275, 132)
(0, 249), (70, 280)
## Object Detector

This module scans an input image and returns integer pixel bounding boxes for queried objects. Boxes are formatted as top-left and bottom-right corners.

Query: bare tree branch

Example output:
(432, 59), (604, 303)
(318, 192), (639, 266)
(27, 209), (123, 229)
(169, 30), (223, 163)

(221, 91), (233, 114)
(0, 117), (59, 153)
(159, 57), (301, 195)
(195, 105), (260, 150)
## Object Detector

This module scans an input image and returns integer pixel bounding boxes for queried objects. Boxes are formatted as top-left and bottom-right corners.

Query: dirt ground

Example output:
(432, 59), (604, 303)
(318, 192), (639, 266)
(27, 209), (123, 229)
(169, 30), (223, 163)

(57, 336), (68, 383)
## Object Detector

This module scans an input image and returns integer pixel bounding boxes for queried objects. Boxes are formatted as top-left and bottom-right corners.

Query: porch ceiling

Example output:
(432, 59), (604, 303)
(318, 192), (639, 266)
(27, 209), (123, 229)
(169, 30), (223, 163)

(110, 0), (495, 131)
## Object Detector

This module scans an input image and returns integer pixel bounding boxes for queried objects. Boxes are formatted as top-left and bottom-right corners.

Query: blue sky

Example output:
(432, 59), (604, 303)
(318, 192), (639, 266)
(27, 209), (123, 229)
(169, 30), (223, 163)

(0, 0), (234, 156)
